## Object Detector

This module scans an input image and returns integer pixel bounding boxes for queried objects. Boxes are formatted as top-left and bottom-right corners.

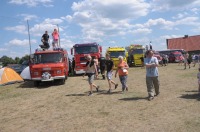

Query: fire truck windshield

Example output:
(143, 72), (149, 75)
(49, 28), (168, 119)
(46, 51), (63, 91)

(131, 49), (144, 55)
(75, 45), (98, 54)
(109, 51), (125, 58)
(34, 53), (62, 64)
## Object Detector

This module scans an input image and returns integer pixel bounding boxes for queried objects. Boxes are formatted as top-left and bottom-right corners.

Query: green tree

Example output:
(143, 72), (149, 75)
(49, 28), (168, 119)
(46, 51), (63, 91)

(15, 57), (20, 64)
(0, 56), (15, 66)
(19, 55), (30, 64)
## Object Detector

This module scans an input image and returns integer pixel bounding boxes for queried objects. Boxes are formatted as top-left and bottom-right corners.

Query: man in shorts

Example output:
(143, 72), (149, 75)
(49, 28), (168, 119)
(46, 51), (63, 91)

(83, 55), (99, 96)
(105, 54), (118, 93)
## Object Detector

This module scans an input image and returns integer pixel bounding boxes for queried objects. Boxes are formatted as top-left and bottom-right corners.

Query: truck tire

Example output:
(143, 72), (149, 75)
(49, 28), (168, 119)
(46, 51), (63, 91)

(60, 79), (65, 85)
(34, 81), (40, 87)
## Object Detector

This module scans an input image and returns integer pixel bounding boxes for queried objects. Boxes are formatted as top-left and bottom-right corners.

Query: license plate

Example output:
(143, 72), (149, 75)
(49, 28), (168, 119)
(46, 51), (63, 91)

(43, 67), (51, 70)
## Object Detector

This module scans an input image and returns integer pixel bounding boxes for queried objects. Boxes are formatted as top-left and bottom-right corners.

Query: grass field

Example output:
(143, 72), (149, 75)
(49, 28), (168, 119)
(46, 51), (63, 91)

(0, 63), (200, 132)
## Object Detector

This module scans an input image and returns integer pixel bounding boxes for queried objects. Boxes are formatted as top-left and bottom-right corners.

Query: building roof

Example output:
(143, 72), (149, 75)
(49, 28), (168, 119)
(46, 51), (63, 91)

(167, 35), (200, 52)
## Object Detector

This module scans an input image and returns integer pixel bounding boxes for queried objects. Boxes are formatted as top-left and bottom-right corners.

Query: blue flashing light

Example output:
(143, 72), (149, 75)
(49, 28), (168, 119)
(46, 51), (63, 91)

(53, 47), (64, 51)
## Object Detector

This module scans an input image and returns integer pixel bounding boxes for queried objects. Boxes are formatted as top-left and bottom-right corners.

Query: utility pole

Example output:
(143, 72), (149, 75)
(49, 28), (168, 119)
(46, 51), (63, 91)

(27, 20), (31, 54)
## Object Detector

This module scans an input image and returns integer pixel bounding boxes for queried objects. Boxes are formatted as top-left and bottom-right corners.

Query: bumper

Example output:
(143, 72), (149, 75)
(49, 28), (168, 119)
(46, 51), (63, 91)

(31, 76), (65, 82)
(75, 69), (85, 74)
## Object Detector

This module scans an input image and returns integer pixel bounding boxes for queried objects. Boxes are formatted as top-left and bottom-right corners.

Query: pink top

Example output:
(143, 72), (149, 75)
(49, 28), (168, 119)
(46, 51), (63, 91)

(52, 31), (59, 40)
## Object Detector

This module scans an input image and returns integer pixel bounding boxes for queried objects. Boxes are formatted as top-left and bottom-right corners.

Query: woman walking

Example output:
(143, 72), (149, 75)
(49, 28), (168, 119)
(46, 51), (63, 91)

(115, 56), (129, 92)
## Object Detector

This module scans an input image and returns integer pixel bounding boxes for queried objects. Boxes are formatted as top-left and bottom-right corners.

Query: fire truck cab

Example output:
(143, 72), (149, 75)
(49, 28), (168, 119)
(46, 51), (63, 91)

(71, 42), (102, 75)
(29, 48), (69, 87)
(126, 44), (145, 67)
(106, 47), (128, 69)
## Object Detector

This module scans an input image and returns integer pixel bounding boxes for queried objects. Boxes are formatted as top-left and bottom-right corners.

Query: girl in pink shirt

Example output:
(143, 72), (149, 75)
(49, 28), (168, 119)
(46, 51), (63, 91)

(52, 29), (59, 48)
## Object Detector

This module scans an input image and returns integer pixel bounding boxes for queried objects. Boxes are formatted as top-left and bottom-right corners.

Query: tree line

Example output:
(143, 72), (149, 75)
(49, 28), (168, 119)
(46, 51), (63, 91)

(0, 55), (30, 67)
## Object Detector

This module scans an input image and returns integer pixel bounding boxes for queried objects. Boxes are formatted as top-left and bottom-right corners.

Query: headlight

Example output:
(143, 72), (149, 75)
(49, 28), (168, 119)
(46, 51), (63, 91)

(56, 70), (62, 74)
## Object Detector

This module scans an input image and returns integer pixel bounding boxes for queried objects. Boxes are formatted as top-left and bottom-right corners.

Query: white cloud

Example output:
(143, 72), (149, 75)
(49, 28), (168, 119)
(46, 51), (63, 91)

(72, 0), (150, 20)
(0, 48), (8, 52)
(191, 8), (199, 14)
(151, 0), (200, 11)
(145, 18), (173, 27)
(29, 18), (64, 36)
(7, 39), (37, 46)
(172, 12), (189, 19)
(130, 28), (152, 35)
(61, 15), (73, 22)
(67, 0), (151, 41)
(5, 25), (27, 34)
(43, 18), (63, 25)
(18, 14), (38, 21)
(8, 0), (53, 7)
(175, 17), (199, 26)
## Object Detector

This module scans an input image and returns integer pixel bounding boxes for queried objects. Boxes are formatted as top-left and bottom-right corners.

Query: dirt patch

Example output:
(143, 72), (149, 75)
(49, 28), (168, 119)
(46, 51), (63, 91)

(0, 64), (200, 132)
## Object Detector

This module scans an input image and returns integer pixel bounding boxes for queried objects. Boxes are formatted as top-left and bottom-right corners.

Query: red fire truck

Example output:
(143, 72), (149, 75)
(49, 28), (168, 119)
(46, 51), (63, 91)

(71, 42), (102, 75)
(29, 48), (69, 87)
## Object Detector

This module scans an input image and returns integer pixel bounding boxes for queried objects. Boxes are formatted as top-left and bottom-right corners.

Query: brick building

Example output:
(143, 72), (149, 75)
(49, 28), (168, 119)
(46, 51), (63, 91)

(167, 35), (200, 54)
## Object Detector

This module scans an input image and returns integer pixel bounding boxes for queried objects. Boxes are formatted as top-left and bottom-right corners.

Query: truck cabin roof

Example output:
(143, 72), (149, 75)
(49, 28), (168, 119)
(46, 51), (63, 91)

(73, 42), (99, 47)
(35, 48), (67, 54)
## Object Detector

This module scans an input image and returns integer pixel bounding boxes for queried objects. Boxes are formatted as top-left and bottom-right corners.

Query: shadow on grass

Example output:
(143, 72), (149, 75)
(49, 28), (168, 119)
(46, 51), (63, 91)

(180, 93), (200, 101)
(97, 90), (123, 95)
(185, 90), (199, 92)
(17, 80), (62, 89)
(119, 97), (147, 101)
(65, 93), (86, 96)
(65, 90), (122, 96)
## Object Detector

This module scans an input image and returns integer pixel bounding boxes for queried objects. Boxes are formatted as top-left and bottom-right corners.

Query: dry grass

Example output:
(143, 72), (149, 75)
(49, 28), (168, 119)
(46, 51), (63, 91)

(0, 64), (200, 132)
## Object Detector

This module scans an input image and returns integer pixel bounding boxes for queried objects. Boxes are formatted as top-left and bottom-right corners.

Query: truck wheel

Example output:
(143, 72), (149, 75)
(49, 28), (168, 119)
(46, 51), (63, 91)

(65, 75), (68, 80)
(34, 81), (40, 87)
(60, 79), (65, 85)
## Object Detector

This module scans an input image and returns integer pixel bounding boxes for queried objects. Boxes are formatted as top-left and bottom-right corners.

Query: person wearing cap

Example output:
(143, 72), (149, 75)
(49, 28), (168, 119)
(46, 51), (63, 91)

(83, 55), (100, 96)
(115, 56), (129, 92)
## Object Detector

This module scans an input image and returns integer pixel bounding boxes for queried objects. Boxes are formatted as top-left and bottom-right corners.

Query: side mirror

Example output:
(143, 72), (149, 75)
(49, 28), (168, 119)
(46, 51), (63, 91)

(99, 46), (102, 52)
(71, 48), (73, 55)
(30, 54), (34, 59)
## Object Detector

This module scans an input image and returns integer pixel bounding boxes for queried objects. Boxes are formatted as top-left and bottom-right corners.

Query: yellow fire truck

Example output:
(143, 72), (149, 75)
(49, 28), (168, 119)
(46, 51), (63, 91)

(126, 44), (145, 66)
(106, 47), (128, 69)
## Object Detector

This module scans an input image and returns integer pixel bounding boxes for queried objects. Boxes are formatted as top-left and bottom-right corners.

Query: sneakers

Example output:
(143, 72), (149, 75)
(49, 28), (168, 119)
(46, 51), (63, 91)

(115, 84), (118, 89)
(126, 87), (128, 91)
(96, 86), (100, 92)
(107, 89), (111, 94)
(148, 96), (154, 101)
(88, 91), (93, 96)
(154, 92), (160, 97)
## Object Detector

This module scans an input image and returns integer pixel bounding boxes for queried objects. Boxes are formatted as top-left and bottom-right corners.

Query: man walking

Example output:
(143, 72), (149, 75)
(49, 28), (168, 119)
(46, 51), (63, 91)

(105, 54), (118, 93)
(144, 50), (160, 101)
(83, 55), (99, 96)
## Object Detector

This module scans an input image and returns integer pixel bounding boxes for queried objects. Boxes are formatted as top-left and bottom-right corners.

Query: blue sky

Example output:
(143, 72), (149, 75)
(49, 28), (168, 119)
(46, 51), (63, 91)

(0, 0), (200, 58)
